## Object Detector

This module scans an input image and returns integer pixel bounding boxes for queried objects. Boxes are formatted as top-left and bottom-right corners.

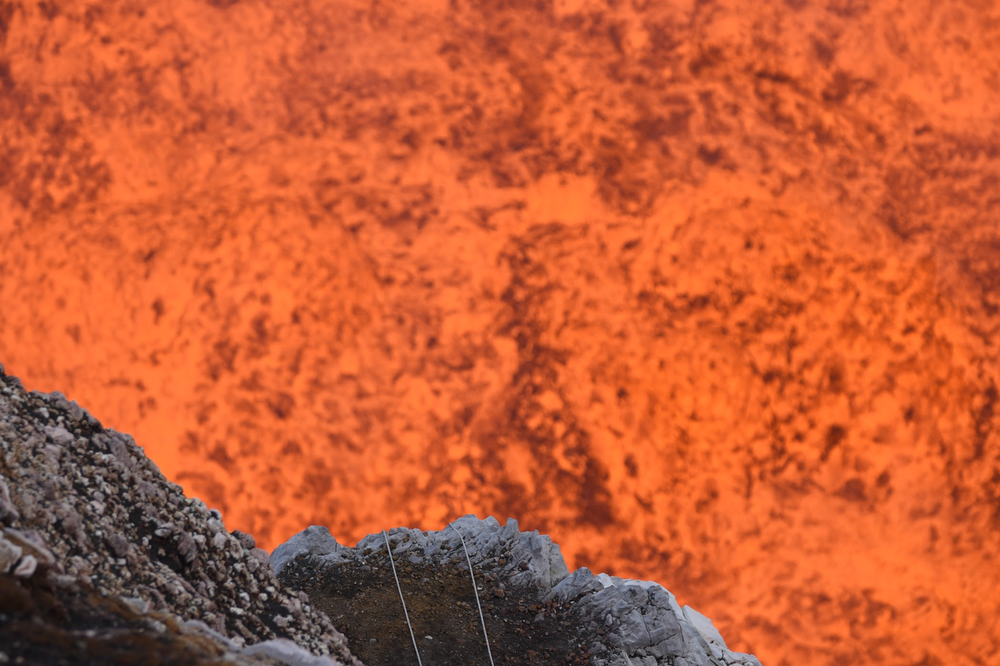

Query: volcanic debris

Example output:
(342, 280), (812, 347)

(0, 360), (763, 666)
(0, 366), (362, 665)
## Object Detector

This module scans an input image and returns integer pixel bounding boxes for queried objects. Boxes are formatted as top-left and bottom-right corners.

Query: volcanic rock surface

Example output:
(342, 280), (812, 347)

(273, 516), (763, 666)
(2, 1), (1000, 665)
(0, 365), (761, 666)
(271, 516), (760, 666)
(0, 366), (362, 665)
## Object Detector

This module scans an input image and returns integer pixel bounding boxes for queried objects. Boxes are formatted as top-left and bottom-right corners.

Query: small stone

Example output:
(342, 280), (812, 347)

(154, 522), (176, 538)
(0, 534), (22, 574)
(176, 533), (198, 564)
(106, 533), (130, 557)
(42, 425), (74, 446)
(232, 529), (256, 550)
(0, 476), (19, 524)
(122, 597), (151, 615)
(2, 528), (56, 569)
(13, 554), (37, 578)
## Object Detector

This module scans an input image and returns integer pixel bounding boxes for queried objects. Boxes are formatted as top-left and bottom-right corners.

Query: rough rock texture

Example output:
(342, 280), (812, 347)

(547, 570), (760, 666)
(0, 366), (362, 666)
(273, 515), (762, 666)
(0, 568), (337, 666)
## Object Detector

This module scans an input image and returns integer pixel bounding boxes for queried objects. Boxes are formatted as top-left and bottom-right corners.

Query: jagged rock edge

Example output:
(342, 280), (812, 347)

(271, 517), (764, 666)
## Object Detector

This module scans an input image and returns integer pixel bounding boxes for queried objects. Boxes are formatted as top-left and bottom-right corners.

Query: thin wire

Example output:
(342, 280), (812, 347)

(382, 529), (423, 666)
(449, 521), (496, 666)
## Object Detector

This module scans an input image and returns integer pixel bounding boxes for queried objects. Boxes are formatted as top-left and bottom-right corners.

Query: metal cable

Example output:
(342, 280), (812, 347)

(382, 529), (423, 666)
(449, 521), (496, 666)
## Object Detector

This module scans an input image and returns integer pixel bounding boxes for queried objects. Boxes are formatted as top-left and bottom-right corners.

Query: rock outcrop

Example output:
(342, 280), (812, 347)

(273, 516), (763, 666)
(0, 365), (362, 665)
(1, 362), (761, 665)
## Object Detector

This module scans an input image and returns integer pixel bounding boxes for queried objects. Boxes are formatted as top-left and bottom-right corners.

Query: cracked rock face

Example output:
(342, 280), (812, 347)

(273, 515), (762, 666)
(0, 368), (363, 666)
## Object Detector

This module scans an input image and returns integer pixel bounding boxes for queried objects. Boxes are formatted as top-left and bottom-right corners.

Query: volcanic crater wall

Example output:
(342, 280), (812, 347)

(2, 1), (1000, 665)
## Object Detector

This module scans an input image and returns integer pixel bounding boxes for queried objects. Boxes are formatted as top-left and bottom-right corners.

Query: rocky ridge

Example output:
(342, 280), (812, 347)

(0, 360), (761, 665)
(272, 517), (763, 666)
(0, 364), (362, 665)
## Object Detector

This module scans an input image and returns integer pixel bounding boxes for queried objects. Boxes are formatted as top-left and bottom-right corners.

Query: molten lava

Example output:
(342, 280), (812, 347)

(2, 0), (999, 664)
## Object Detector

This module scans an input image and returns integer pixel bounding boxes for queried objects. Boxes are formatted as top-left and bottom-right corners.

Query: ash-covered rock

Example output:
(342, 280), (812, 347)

(273, 515), (763, 666)
(546, 569), (762, 666)
(0, 368), (363, 666)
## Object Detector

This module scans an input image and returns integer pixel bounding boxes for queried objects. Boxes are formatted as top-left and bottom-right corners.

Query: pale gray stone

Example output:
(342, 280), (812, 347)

(614, 609), (652, 648)
(240, 638), (341, 665)
(544, 566), (605, 604)
(13, 554), (37, 578)
(3, 528), (56, 569)
(42, 425), (74, 446)
(271, 525), (348, 575)
(0, 533), (23, 574)
(684, 604), (729, 648)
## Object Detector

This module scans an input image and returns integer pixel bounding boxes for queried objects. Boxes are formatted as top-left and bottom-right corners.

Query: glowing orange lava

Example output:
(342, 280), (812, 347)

(2, 1), (999, 664)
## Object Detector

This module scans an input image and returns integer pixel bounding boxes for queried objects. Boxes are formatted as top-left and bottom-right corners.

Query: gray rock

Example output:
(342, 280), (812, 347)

(544, 565), (606, 604)
(241, 638), (342, 665)
(0, 476), (21, 524)
(571, 572), (763, 666)
(586, 562), (758, 665)
(271, 525), (347, 575)
(0, 533), (23, 574)
(42, 424), (75, 446)
(13, 553), (38, 578)
(276, 513), (573, 596)
(273, 515), (764, 666)
(615, 609), (652, 648)
(2, 527), (57, 570)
